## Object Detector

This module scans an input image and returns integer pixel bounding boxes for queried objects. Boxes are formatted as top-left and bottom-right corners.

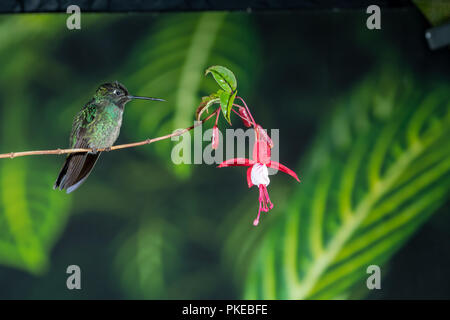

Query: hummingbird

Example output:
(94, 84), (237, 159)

(54, 81), (164, 194)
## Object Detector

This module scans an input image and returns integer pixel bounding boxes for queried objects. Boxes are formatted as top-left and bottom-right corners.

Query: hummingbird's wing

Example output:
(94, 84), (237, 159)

(54, 138), (101, 193)
(69, 102), (97, 149)
(54, 103), (101, 193)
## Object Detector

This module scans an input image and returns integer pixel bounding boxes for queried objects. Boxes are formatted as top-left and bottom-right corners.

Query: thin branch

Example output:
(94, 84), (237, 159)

(0, 111), (217, 159)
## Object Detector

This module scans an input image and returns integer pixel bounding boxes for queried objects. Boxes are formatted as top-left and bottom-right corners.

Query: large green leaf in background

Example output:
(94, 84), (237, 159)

(123, 12), (260, 178)
(0, 15), (72, 274)
(243, 69), (450, 299)
(413, 0), (450, 26)
(113, 218), (180, 299)
(0, 160), (70, 274)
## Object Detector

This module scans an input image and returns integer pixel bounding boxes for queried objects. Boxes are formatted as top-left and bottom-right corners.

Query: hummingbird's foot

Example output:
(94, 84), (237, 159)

(89, 148), (98, 154)
(104, 147), (112, 152)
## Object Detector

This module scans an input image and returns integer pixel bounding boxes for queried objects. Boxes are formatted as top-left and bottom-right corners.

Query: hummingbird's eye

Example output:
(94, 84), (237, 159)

(114, 89), (122, 96)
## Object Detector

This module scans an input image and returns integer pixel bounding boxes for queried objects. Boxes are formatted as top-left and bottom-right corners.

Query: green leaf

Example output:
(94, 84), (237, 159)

(0, 160), (71, 275)
(218, 89), (237, 124)
(114, 216), (219, 299)
(205, 65), (237, 93)
(242, 69), (450, 299)
(0, 29), (73, 274)
(113, 219), (176, 299)
(413, 0), (450, 26)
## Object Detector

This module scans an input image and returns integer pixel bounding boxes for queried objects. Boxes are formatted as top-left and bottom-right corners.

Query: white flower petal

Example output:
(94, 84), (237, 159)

(251, 163), (270, 186)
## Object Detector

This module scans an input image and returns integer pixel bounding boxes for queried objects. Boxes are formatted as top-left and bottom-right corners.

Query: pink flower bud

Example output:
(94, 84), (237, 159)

(256, 124), (274, 148)
(212, 125), (219, 150)
(239, 107), (252, 127)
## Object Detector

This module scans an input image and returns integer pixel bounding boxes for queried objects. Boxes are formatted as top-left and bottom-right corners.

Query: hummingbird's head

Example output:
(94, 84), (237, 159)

(95, 81), (130, 105)
(95, 81), (165, 106)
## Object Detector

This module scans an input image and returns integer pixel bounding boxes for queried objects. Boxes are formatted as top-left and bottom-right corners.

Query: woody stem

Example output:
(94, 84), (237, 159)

(0, 111), (218, 159)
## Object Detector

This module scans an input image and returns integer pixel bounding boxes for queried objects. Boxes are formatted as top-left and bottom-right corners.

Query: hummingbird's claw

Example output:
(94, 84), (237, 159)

(89, 148), (98, 154)
(104, 147), (112, 152)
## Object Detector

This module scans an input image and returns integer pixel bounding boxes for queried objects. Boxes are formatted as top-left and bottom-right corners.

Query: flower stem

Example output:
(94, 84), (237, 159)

(237, 96), (256, 126)
(214, 107), (221, 125)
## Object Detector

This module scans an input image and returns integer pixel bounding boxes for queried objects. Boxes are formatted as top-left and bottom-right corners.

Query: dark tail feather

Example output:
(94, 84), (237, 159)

(54, 152), (101, 194)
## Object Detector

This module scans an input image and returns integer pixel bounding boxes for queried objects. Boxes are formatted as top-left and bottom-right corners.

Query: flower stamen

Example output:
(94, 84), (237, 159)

(254, 202), (262, 226)
(263, 186), (274, 210)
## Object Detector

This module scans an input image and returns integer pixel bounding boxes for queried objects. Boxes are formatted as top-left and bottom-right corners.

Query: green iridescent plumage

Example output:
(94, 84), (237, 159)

(54, 81), (164, 193)
(70, 100), (123, 150)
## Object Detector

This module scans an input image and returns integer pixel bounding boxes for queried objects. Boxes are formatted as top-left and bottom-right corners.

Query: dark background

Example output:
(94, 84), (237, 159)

(1, 0), (414, 13)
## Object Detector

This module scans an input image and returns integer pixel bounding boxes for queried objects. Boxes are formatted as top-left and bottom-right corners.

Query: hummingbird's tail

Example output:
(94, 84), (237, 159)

(54, 152), (101, 194)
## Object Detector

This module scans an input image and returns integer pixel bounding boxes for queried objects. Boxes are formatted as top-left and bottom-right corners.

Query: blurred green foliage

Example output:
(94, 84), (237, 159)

(0, 9), (448, 299)
(413, 0), (450, 25)
(243, 69), (450, 299)
(0, 15), (72, 274)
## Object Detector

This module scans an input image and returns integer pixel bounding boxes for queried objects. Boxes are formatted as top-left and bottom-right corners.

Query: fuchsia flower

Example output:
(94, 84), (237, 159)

(212, 125), (219, 150)
(218, 137), (300, 226)
(211, 96), (300, 226)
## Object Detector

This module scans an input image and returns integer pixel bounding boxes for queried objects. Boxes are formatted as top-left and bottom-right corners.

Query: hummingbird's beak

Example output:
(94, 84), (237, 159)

(128, 95), (165, 102)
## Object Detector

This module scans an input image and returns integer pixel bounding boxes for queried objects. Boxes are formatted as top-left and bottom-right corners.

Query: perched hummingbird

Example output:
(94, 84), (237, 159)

(54, 81), (164, 193)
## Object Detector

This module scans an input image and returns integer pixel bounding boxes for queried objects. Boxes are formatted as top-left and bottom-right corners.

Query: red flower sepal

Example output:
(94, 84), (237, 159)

(218, 140), (300, 226)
